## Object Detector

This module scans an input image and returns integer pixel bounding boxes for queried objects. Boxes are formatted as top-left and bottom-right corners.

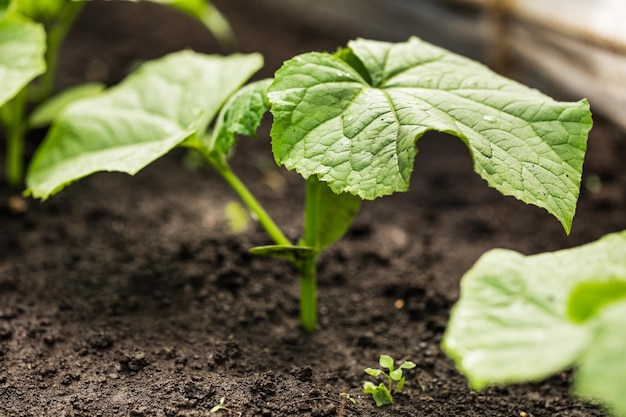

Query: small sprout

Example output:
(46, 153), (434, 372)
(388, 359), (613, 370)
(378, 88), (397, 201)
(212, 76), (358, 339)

(210, 397), (241, 416)
(340, 392), (356, 404)
(363, 354), (416, 406)
(224, 200), (251, 234)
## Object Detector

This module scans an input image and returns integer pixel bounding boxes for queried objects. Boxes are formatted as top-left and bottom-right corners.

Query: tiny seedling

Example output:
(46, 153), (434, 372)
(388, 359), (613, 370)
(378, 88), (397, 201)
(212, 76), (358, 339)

(210, 397), (241, 416)
(0, 0), (232, 187)
(363, 354), (416, 406)
(26, 37), (592, 332)
(443, 230), (626, 416)
(339, 392), (356, 405)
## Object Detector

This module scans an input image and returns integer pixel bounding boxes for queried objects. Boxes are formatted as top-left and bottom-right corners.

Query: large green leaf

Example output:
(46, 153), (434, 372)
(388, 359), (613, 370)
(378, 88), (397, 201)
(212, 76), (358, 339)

(26, 51), (262, 199)
(0, 13), (45, 106)
(442, 230), (626, 391)
(268, 37), (592, 233)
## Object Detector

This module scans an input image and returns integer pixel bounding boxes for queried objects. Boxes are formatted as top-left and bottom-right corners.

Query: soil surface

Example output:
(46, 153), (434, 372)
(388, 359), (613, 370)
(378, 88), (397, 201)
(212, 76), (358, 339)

(1, 2), (625, 416)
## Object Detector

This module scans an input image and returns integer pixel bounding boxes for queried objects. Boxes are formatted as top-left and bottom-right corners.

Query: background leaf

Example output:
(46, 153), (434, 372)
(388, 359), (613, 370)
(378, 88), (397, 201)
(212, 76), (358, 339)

(268, 37), (592, 233)
(26, 51), (262, 199)
(0, 13), (45, 107)
(442, 230), (626, 390)
(12, 0), (64, 22)
(110, 0), (234, 49)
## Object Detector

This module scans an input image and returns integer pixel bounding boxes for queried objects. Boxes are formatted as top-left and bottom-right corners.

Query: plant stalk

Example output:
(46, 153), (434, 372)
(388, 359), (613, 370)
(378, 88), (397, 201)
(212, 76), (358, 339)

(297, 253), (318, 332)
(2, 90), (27, 187)
(29, 2), (85, 104)
(207, 153), (291, 247)
(298, 176), (323, 331)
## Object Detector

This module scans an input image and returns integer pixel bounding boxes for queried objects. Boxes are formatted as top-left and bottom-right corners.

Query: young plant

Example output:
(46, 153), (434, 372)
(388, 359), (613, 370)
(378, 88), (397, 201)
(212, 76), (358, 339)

(443, 230), (626, 417)
(363, 354), (416, 406)
(0, 0), (232, 187)
(210, 397), (242, 416)
(25, 37), (592, 332)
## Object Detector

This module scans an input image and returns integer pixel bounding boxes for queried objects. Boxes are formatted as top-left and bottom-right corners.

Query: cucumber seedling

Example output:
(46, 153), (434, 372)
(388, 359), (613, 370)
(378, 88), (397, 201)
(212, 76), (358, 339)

(26, 37), (592, 332)
(363, 354), (416, 406)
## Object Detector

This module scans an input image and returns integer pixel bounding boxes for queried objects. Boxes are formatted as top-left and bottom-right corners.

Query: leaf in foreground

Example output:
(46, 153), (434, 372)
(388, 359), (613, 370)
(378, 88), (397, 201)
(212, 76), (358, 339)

(575, 301), (626, 417)
(268, 37), (592, 233)
(0, 13), (46, 106)
(26, 51), (262, 199)
(442, 230), (626, 415)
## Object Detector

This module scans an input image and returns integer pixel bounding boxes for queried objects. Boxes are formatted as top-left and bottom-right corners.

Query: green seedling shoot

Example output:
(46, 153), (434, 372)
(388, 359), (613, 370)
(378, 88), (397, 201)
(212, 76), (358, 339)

(363, 354), (416, 406)
(0, 0), (232, 187)
(210, 397), (241, 416)
(340, 392), (356, 405)
(26, 37), (592, 332)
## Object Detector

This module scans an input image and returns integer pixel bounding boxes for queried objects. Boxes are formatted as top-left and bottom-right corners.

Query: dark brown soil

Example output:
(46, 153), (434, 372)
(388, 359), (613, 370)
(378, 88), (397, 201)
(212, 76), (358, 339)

(1, 2), (625, 416)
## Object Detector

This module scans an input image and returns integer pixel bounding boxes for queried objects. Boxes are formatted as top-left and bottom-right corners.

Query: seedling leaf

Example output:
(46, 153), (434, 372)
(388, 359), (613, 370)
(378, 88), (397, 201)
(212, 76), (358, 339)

(443, 230), (626, 390)
(400, 361), (416, 370)
(26, 51), (262, 199)
(0, 13), (46, 107)
(389, 369), (402, 381)
(363, 382), (393, 407)
(379, 354), (394, 369)
(208, 78), (272, 154)
(305, 176), (361, 251)
(268, 37), (592, 234)
(364, 368), (383, 377)
(28, 82), (105, 128)
(395, 377), (406, 393)
(250, 245), (316, 263)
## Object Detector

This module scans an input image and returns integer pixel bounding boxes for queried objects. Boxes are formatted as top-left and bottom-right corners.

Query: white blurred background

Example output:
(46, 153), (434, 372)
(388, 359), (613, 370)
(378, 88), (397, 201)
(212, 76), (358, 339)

(255, 0), (626, 130)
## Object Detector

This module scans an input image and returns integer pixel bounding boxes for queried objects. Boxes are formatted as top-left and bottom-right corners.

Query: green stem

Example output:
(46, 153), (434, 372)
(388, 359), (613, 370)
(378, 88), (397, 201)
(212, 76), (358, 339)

(29, 2), (85, 104)
(200, 4), (237, 52)
(207, 153), (291, 247)
(298, 176), (323, 331)
(298, 254), (318, 332)
(2, 90), (27, 187)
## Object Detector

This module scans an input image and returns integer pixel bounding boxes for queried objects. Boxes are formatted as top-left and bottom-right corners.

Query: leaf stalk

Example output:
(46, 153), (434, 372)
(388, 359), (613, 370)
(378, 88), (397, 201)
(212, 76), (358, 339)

(206, 153), (291, 247)
(2, 90), (27, 187)
(29, 2), (85, 104)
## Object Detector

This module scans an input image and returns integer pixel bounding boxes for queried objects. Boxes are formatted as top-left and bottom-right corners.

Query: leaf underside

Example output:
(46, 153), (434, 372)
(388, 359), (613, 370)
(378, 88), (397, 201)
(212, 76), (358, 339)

(442, 230), (626, 399)
(268, 37), (592, 233)
(26, 51), (262, 199)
